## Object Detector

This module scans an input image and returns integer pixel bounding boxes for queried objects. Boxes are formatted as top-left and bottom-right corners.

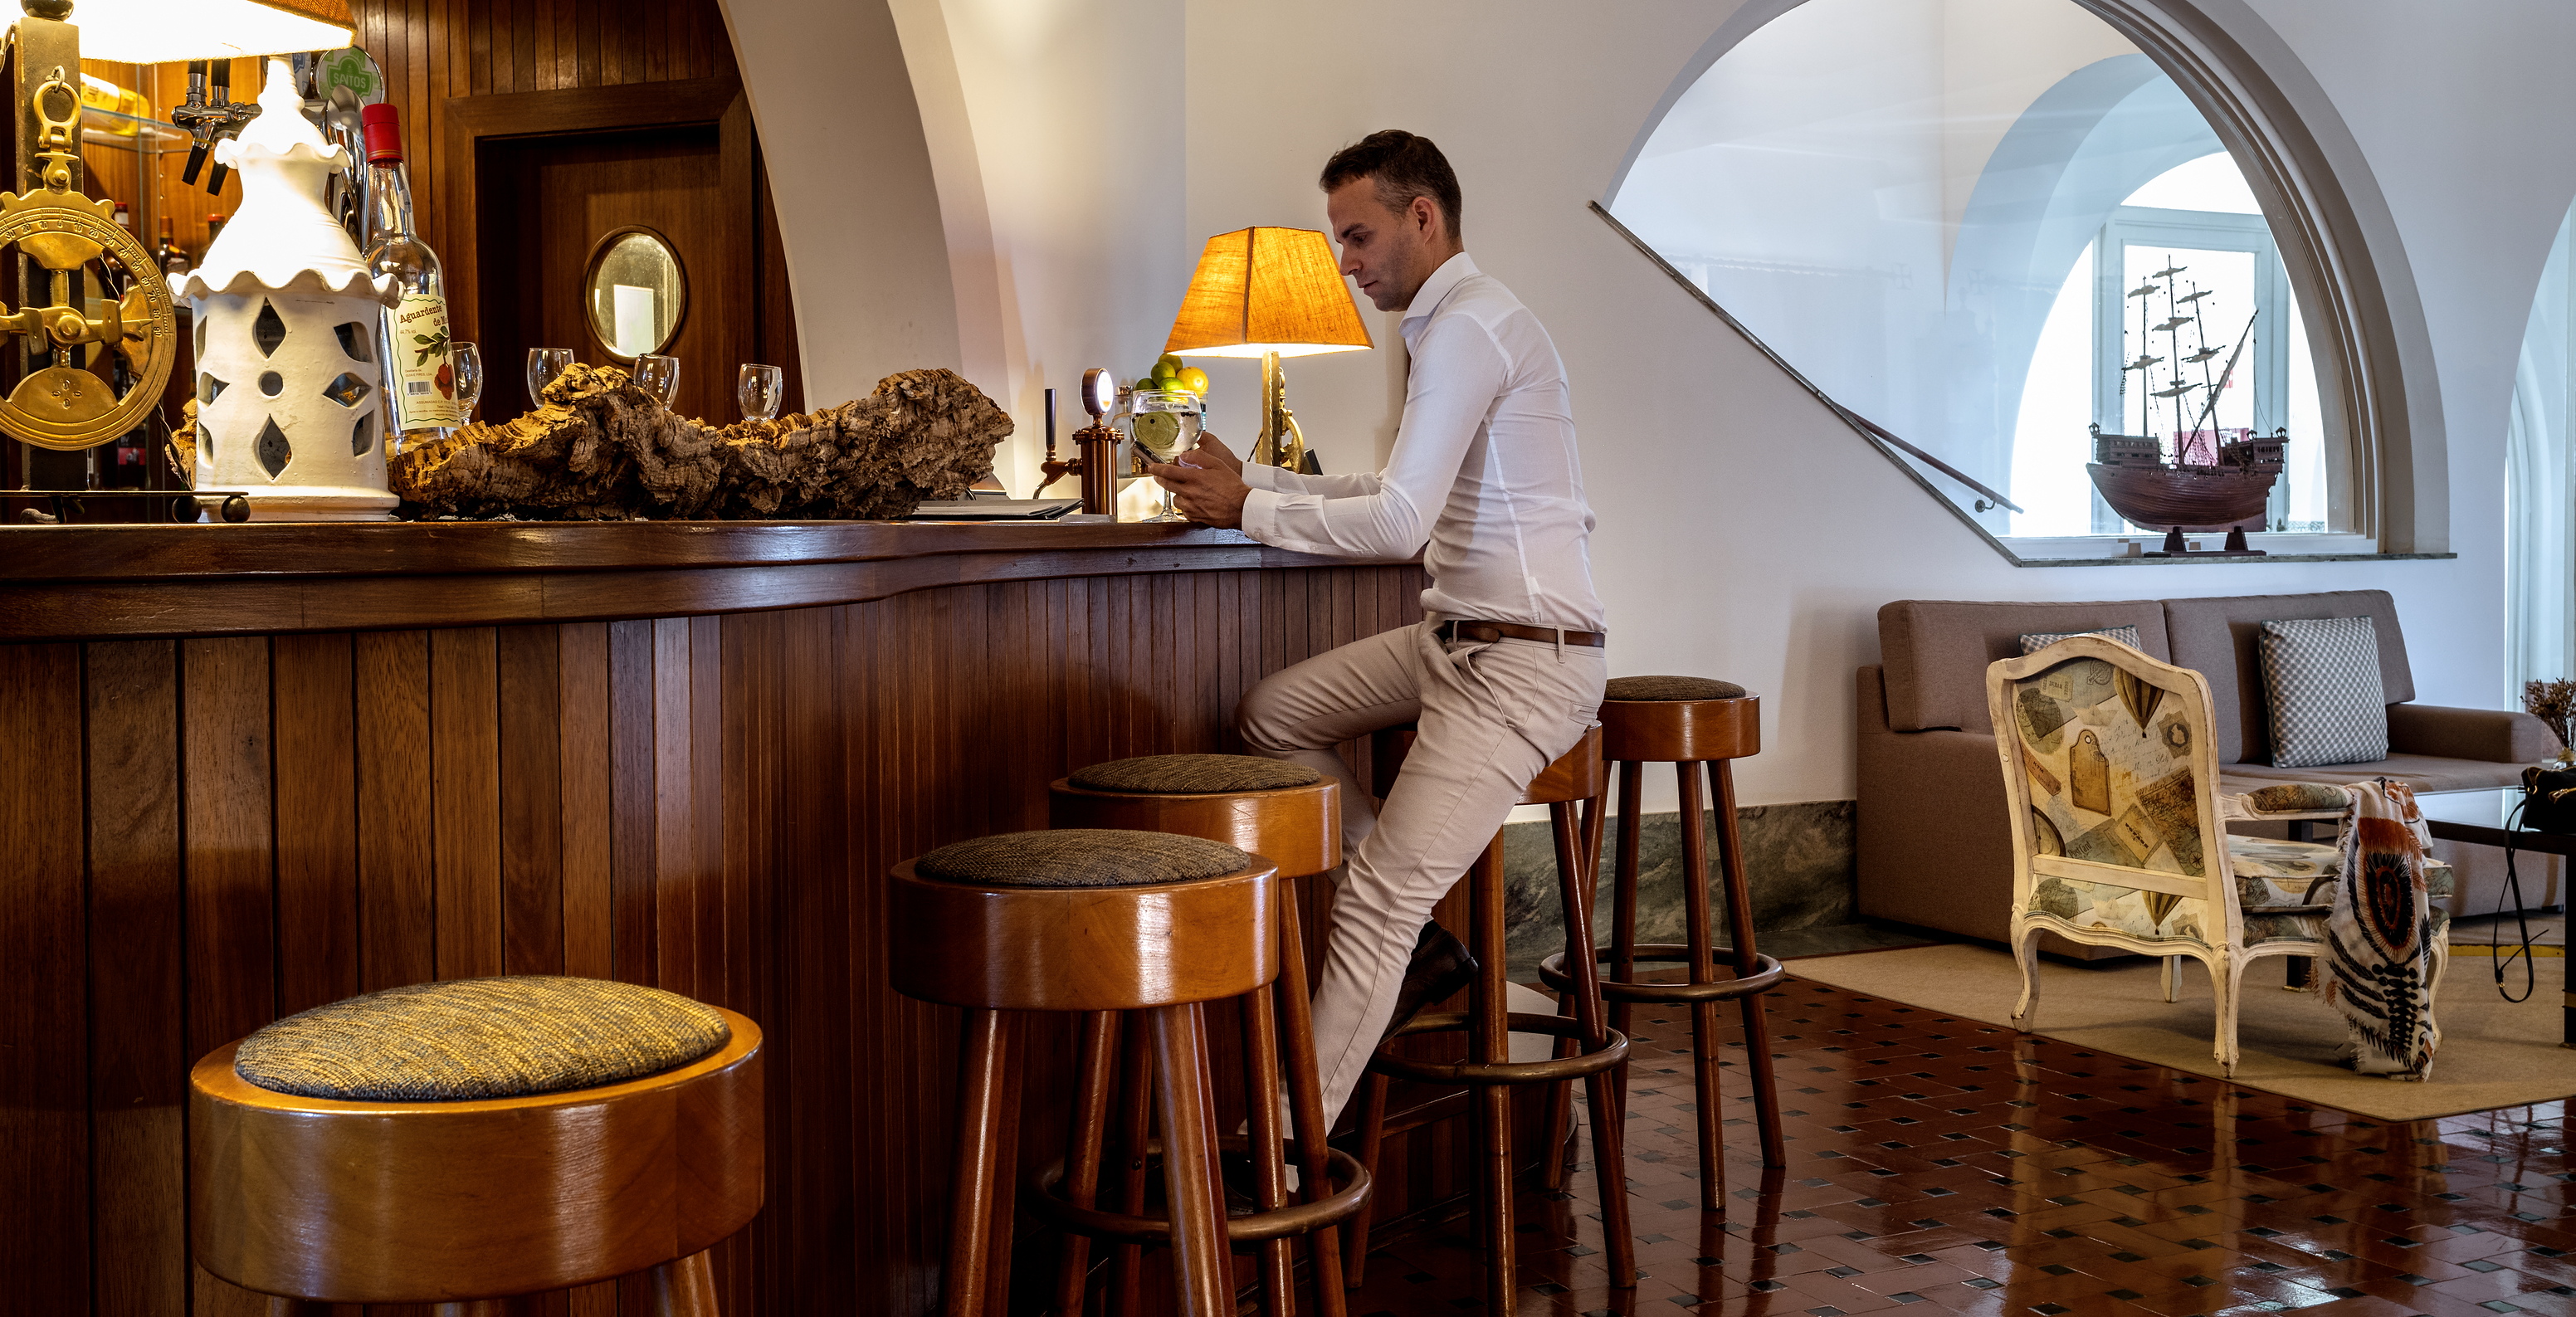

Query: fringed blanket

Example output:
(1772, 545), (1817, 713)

(2321, 778), (2440, 1079)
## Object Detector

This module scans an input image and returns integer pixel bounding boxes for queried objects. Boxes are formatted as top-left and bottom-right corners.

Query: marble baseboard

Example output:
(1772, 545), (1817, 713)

(1494, 798), (1856, 977)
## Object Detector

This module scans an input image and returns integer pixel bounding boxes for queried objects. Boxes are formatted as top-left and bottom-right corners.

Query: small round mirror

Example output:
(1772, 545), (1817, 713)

(581, 227), (688, 363)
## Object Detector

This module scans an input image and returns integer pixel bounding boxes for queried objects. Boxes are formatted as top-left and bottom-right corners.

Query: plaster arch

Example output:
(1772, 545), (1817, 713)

(1603, 0), (2446, 553)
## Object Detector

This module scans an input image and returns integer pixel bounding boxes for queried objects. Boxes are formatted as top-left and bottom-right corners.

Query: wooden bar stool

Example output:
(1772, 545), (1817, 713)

(1045, 754), (1369, 1317)
(890, 829), (1335, 1317)
(189, 976), (764, 1315)
(1540, 677), (1786, 1215)
(1349, 723), (1635, 1313)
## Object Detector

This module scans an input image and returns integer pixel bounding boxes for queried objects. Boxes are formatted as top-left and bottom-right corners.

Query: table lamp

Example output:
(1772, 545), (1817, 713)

(47, 0), (354, 65)
(1163, 227), (1371, 471)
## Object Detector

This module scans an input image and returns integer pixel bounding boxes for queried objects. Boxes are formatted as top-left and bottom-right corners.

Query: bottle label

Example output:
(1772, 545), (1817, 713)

(384, 293), (463, 430)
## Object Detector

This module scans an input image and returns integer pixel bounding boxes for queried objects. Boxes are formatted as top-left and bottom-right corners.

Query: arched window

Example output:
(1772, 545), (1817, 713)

(1607, 0), (2393, 556)
(2506, 202), (2575, 697)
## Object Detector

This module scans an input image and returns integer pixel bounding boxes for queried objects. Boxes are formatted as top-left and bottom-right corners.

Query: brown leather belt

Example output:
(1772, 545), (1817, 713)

(1437, 620), (1606, 648)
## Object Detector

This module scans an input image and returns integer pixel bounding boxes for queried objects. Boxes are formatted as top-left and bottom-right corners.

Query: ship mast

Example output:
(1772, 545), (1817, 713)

(2125, 276), (2161, 438)
(2148, 258), (2199, 462)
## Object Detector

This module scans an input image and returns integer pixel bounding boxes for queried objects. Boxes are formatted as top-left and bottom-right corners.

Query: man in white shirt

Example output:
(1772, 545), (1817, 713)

(1150, 130), (1606, 1124)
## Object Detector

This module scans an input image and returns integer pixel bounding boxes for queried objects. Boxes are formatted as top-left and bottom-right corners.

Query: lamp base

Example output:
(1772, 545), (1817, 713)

(1254, 350), (1305, 471)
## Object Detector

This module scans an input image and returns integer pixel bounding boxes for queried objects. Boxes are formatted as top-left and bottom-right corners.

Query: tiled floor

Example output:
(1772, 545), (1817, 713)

(1348, 974), (2574, 1316)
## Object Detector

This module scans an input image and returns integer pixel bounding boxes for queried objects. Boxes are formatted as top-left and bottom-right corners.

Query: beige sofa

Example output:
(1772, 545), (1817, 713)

(1857, 589), (2561, 952)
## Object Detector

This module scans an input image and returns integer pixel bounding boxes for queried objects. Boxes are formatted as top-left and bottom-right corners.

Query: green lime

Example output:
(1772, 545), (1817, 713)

(1155, 354), (1184, 378)
(1133, 411), (1181, 455)
(1135, 376), (1159, 393)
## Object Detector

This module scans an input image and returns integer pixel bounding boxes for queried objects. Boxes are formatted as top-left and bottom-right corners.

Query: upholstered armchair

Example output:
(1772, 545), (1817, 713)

(1985, 636), (2453, 1076)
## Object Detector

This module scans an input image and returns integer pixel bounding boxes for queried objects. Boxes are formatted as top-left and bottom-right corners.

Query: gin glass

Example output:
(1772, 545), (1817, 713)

(739, 363), (784, 422)
(1120, 388), (1204, 521)
(526, 348), (574, 407)
(449, 342), (484, 423)
(634, 354), (681, 407)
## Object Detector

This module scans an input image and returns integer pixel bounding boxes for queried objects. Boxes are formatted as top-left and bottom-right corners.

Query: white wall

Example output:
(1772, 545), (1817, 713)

(732, 0), (2576, 817)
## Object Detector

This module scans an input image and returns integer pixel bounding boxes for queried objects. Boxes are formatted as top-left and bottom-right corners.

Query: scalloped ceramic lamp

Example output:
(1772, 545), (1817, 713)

(178, 57), (400, 520)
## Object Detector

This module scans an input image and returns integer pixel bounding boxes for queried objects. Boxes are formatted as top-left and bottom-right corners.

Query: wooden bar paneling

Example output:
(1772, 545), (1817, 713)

(2, 549), (1429, 1316)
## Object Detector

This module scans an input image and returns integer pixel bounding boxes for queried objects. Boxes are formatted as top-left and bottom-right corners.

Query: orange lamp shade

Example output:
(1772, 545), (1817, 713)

(1163, 227), (1373, 359)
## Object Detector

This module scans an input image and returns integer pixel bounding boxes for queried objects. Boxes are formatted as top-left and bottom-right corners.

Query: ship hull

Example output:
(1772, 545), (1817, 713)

(2086, 462), (2276, 532)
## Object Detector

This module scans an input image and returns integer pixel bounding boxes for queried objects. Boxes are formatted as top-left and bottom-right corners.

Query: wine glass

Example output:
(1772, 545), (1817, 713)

(634, 354), (681, 408)
(449, 342), (484, 423)
(739, 363), (783, 422)
(1120, 388), (1204, 521)
(526, 348), (574, 407)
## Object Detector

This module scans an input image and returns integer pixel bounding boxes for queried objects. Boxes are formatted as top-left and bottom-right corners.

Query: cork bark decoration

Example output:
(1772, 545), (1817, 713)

(389, 363), (1011, 519)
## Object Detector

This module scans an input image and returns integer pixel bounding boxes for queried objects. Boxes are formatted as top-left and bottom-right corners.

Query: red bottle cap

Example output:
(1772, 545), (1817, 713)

(360, 104), (404, 163)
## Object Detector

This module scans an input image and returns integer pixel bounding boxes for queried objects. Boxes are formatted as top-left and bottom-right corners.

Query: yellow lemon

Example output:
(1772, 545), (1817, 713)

(1176, 366), (1211, 397)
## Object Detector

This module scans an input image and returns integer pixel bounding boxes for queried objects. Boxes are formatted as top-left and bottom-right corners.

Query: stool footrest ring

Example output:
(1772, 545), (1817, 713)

(1536, 946), (1786, 1003)
(1027, 1136), (1371, 1245)
(1364, 1012), (1628, 1085)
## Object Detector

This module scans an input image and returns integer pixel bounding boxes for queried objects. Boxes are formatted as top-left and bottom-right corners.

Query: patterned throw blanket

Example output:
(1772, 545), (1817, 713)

(2321, 778), (2439, 1080)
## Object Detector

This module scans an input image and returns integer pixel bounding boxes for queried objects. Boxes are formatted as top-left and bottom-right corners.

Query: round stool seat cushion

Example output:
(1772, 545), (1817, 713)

(232, 976), (731, 1103)
(917, 828), (1251, 888)
(1068, 753), (1321, 794)
(1605, 675), (1746, 702)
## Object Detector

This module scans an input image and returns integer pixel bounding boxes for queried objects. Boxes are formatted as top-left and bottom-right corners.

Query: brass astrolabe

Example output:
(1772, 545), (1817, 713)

(0, 74), (174, 451)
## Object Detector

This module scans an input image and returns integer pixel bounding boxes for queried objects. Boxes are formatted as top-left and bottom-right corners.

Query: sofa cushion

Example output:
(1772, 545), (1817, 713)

(2217, 754), (2533, 795)
(2259, 617), (2391, 767)
(1879, 599), (2172, 733)
(2162, 590), (2412, 763)
(2020, 625), (2144, 655)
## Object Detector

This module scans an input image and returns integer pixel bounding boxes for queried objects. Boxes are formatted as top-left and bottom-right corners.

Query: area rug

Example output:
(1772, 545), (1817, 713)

(1783, 939), (2576, 1122)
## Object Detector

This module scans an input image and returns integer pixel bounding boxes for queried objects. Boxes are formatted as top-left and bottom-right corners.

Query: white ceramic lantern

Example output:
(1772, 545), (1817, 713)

(179, 59), (401, 520)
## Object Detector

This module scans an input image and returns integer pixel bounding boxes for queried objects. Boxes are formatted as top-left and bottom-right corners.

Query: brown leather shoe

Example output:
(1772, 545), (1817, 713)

(1380, 920), (1479, 1042)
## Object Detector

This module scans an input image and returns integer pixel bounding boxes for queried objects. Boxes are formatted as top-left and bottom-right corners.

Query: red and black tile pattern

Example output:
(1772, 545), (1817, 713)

(1349, 978), (2574, 1315)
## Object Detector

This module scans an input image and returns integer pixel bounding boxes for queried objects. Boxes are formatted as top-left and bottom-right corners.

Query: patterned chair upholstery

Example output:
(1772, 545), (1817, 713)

(1987, 635), (2453, 1076)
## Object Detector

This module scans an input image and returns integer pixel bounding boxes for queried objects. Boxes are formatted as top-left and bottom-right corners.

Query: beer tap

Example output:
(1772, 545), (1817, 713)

(173, 60), (260, 193)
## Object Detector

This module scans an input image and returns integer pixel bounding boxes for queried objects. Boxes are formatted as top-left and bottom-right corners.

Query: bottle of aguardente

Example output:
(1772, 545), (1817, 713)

(359, 103), (463, 446)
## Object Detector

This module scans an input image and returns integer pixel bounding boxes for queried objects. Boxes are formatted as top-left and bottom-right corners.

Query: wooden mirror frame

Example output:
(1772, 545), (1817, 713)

(579, 224), (690, 363)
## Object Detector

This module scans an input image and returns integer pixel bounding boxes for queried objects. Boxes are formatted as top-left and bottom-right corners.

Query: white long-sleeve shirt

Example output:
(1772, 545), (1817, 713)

(1238, 253), (1605, 632)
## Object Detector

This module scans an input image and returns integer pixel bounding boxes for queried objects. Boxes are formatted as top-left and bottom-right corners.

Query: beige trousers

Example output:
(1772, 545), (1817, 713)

(1237, 619), (1605, 1124)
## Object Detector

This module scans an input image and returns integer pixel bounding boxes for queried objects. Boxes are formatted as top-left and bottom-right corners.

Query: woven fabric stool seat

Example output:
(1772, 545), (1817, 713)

(1046, 761), (1354, 1315)
(1557, 681), (1783, 1214)
(190, 978), (764, 1310)
(915, 827), (1248, 888)
(1604, 675), (1746, 702)
(1347, 722), (1636, 1310)
(1069, 753), (1322, 794)
(890, 837), (1284, 1317)
(234, 976), (730, 1102)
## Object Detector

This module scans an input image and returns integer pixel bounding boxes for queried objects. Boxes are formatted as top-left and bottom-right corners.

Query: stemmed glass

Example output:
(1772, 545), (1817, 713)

(449, 342), (484, 424)
(739, 363), (783, 422)
(634, 354), (681, 407)
(526, 348), (574, 407)
(1120, 388), (1204, 521)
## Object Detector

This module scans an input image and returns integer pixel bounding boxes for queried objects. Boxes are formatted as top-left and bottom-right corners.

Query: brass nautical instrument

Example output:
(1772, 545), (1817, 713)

(0, 73), (175, 451)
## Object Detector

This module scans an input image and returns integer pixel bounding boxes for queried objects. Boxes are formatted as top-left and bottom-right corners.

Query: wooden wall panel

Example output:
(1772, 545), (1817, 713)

(7, 562), (1429, 1316)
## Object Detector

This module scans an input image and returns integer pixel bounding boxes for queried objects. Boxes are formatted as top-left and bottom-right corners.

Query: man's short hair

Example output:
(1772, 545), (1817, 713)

(1320, 130), (1462, 242)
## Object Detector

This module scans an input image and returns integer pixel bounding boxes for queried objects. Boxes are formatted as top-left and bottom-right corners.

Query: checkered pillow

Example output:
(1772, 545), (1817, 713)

(2018, 625), (2143, 655)
(2258, 617), (2388, 768)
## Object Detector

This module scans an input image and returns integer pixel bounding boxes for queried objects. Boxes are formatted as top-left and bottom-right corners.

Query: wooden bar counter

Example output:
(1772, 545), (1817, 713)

(0, 519), (1453, 1316)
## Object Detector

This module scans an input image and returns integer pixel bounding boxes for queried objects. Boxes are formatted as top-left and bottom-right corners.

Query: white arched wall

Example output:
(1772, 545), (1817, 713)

(728, 0), (2576, 822)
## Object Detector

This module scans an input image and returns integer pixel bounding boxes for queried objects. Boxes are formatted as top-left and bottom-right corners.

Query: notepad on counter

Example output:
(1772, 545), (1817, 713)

(903, 498), (1084, 521)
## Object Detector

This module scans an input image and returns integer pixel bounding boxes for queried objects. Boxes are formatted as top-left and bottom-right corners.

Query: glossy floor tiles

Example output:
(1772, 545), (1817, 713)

(1347, 977), (2574, 1316)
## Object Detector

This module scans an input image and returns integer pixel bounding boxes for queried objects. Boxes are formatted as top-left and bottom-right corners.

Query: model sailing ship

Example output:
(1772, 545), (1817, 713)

(2086, 257), (2283, 532)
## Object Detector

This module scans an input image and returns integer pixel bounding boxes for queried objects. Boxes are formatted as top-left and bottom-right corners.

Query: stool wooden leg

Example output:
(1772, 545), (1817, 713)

(1676, 761), (1725, 1212)
(1609, 758), (1644, 1114)
(1544, 774), (1615, 1190)
(942, 1007), (1017, 1317)
(646, 1249), (720, 1316)
(1110, 1012), (1155, 1315)
(1469, 833), (1516, 1315)
(1343, 1070), (1390, 1286)
(428, 1304), (510, 1317)
(1275, 890), (1350, 1314)
(1149, 1002), (1231, 1317)
(1242, 985), (1295, 1315)
(986, 1012), (1027, 1317)
(1554, 801), (1637, 1288)
(1712, 759), (1784, 1168)
(1056, 1012), (1122, 1315)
